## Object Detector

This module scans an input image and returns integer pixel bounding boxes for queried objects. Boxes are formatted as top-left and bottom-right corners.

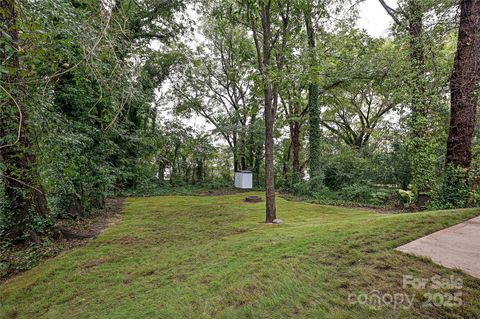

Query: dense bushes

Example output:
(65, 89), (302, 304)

(0, 0), (188, 243)
(292, 181), (399, 207)
(314, 185), (398, 207)
(289, 145), (409, 207)
(290, 142), (479, 210)
(322, 149), (371, 191)
(432, 165), (472, 210)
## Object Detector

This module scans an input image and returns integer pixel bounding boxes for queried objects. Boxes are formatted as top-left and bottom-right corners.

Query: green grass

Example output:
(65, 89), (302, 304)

(1, 192), (479, 318)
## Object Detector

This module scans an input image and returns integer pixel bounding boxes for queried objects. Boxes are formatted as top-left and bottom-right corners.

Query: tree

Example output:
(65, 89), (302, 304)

(0, 0), (50, 241)
(1, 0), (187, 242)
(321, 79), (397, 150)
(170, 14), (261, 174)
(278, 72), (307, 187)
(378, 0), (441, 207)
(443, 0), (480, 206)
(304, 1), (322, 186)
(250, 0), (278, 223)
(446, 0), (480, 169)
(244, 0), (297, 222)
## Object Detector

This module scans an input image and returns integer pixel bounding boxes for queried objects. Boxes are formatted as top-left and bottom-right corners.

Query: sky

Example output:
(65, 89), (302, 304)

(357, 0), (397, 38)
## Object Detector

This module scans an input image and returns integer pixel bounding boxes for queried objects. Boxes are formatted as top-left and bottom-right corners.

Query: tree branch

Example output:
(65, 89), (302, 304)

(378, 0), (402, 26)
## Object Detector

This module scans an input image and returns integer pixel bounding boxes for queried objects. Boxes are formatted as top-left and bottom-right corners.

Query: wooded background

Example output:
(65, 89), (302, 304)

(1, 0), (479, 241)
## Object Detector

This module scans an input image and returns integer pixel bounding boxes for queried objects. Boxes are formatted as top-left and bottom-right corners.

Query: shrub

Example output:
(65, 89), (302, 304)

(314, 186), (339, 201)
(398, 189), (415, 207)
(292, 179), (316, 197)
(339, 184), (373, 203)
(431, 165), (470, 209)
(371, 189), (393, 206)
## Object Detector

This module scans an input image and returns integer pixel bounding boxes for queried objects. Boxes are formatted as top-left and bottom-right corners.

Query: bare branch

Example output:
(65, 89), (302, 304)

(378, 0), (402, 26)
(0, 84), (23, 149)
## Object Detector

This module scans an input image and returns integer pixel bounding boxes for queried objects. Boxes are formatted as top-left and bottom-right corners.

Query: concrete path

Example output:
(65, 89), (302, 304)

(396, 215), (480, 279)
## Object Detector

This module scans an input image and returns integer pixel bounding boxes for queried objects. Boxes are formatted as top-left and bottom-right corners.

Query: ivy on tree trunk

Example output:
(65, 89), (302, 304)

(0, 0), (50, 241)
(304, 5), (322, 186)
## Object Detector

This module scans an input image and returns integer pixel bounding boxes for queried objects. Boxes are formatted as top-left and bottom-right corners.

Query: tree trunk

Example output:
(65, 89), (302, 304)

(247, 116), (263, 187)
(304, 6), (321, 184)
(196, 159), (204, 183)
(232, 133), (239, 172)
(158, 160), (165, 184)
(260, 2), (277, 223)
(446, 0), (480, 169)
(170, 144), (180, 185)
(0, 0), (49, 240)
(290, 122), (301, 184)
(253, 143), (262, 188)
(406, 0), (434, 208)
(282, 140), (292, 187)
(238, 131), (247, 171)
(408, 2), (427, 132)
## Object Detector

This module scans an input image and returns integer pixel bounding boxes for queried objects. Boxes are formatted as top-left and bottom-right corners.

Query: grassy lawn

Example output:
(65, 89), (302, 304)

(1, 192), (479, 318)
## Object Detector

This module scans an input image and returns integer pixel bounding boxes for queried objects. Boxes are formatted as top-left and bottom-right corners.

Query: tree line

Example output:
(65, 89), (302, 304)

(1, 0), (479, 242)
(172, 0), (480, 221)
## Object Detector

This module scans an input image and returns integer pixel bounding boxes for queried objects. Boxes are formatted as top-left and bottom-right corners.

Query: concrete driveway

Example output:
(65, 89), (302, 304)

(397, 215), (480, 279)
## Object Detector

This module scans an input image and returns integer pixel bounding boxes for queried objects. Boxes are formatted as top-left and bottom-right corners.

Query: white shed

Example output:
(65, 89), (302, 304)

(234, 170), (253, 189)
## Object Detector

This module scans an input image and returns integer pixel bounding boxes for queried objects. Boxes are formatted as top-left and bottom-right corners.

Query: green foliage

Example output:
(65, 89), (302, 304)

(294, 179), (399, 207)
(292, 142), (413, 207)
(0, 181), (15, 240)
(322, 147), (371, 190)
(312, 186), (339, 201)
(407, 136), (439, 202)
(0, 240), (61, 279)
(431, 164), (471, 210)
(339, 184), (375, 203)
(390, 140), (412, 190)
(0, 0), (188, 242)
(1, 0), (477, 244)
(398, 189), (415, 207)
(308, 83), (322, 182)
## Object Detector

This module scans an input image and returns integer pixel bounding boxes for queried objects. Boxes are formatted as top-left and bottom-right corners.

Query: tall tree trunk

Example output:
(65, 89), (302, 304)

(304, 6), (321, 185)
(263, 69), (277, 221)
(0, 0), (49, 241)
(170, 144), (179, 185)
(446, 0), (480, 169)
(233, 150), (238, 172)
(440, 0), (480, 208)
(253, 148), (262, 187)
(196, 159), (204, 183)
(238, 131), (247, 170)
(406, 0), (434, 208)
(378, 0), (435, 208)
(260, 2), (277, 223)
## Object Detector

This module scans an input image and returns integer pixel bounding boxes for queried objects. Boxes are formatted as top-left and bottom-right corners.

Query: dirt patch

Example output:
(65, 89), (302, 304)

(55, 197), (123, 237)
(0, 198), (124, 284)
(196, 189), (249, 196)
